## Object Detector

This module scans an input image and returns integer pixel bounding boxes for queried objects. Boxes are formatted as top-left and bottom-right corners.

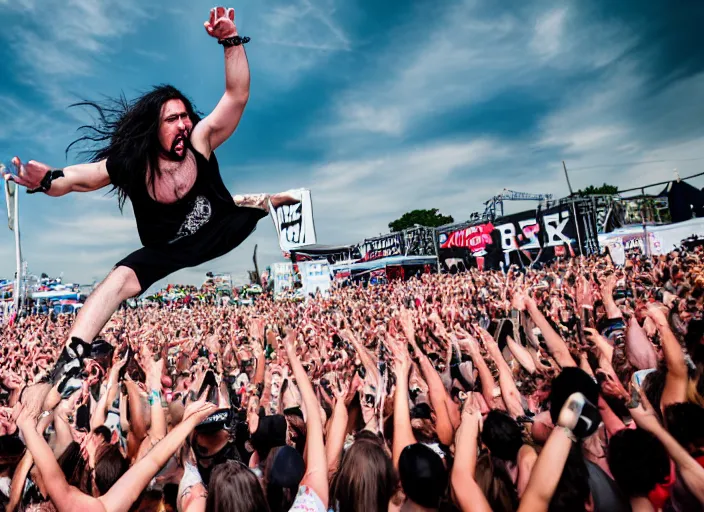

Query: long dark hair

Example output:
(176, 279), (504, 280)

(206, 460), (271, 512)
(329, 438), (398, 512)
(262, 447), (296, 512)
(475, 454), (519, 512)
(66, 84), (202, 210)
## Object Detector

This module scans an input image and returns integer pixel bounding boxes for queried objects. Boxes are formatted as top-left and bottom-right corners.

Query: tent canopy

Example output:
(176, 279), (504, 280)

(332, 255), (437, 273)
(291, 244), (357, 254)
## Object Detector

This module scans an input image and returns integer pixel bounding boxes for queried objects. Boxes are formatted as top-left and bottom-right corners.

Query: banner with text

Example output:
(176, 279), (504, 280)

(359, 233), (403, 262)
(270, 189), (317, 253)
(439, 206), (579, 262)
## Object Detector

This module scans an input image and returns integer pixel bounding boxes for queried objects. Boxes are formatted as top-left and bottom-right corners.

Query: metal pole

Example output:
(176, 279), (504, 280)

(562, 161), (575, 196)
(571, 199), (583, 257)
(641, 188), (650, 259)
(13, 185), (21, 314)
(432, 228), (441, 274)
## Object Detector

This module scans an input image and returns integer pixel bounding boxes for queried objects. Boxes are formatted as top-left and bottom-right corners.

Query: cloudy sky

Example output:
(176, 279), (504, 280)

(1, 0), (704, 291)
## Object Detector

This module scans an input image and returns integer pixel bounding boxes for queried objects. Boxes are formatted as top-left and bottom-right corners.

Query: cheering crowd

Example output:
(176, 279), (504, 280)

(1, 246), (704, 512)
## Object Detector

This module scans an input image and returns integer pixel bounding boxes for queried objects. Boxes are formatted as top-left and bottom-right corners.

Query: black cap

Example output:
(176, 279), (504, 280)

(549, 367), (602, 438)
(195, 408), (234, 433)
(398, 444), (448, 508)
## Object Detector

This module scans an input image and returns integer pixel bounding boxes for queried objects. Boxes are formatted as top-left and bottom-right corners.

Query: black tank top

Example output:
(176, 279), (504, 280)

(107, 149), (237, 247)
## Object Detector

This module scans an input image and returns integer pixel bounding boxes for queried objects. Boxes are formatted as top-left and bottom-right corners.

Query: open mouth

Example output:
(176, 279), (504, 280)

(172, 132), (188, 155)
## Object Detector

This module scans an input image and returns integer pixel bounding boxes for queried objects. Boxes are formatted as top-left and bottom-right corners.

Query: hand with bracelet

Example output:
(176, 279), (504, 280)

(203, 6), (250, 47)
(1, 158), (64, 194)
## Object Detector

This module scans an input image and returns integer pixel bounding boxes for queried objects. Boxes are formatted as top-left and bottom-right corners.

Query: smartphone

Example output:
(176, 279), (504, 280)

(118, 347), (133, 381)
(198, 370), (219, 405)
(75, 404), (90, 432)
(582, 306), (593, 329)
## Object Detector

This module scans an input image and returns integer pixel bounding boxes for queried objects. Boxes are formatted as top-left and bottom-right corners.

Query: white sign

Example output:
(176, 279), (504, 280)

(272, 262), (295, 298)
(270, 189), (317, 252)
(299, 261), (332, 298)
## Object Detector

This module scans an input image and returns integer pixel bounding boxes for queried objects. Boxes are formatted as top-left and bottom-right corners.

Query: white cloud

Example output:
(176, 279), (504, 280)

(322, 0), (634, 140)
(535, 61), (704, 191)
(252, 0), (350, 82)
(531, 7), (568, 59)
(2, 0), (148, 100)
(40, 214), (138, 248)
(305, 138), (511, 239)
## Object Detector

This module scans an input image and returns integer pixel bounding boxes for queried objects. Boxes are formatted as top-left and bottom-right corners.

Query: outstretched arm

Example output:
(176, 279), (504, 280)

(2, 158), (109, 197)
(192, 7), (250, 158)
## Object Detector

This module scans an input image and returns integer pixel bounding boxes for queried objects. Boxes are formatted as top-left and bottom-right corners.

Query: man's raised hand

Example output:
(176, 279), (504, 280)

(204, 7), (238, 39)
(1, 157), (48, 190)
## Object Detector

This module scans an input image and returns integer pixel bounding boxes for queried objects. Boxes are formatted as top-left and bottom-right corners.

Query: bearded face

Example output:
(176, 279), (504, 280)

(158, 99), (194, 161)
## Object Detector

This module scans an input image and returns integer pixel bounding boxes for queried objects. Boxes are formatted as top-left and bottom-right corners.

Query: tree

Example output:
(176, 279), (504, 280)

(577, 183), (619, 196)
(388, 209), (454, 232)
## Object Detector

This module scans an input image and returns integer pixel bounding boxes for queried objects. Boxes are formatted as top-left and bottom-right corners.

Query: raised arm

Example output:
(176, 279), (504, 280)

(518, 426), (575, 512)
(325, 379), (350, 477)
(479, 328), (524, 419)
(2, 158), (110, 196)
(284, 328), (329, 508)
(389, 335), (416, 469)
(191, 7), (250, 158)
(340, 329), (379, 387)
(16, 404), (101, 512)
(519, 392), (590, 512)
(630, 391), (704, 504)
(520, 293), (576, 369)
(646, 305), (687, 411)
(100, 398), (217, 512)
(451, 397), (492, 512)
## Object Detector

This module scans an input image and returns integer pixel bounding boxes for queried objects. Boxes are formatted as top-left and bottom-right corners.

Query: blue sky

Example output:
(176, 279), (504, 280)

(1, 0), (704, 290)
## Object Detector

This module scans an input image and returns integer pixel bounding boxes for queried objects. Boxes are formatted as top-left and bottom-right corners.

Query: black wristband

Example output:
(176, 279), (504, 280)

(218, 35), (250, 48)
(27, 169), (64, 194)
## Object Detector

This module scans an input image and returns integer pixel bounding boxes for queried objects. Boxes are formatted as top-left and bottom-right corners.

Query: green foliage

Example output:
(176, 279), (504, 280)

(577, 183), (619, 196)
(388, 209), (454, 232)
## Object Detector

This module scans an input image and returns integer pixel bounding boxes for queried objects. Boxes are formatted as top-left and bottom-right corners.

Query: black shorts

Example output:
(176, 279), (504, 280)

(115, 207), (268, 293)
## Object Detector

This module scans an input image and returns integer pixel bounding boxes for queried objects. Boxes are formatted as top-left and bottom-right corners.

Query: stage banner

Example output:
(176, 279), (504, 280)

(486, 206), (572, 254)
(403, 227), (437, 256)
(438, 222), (494, 255)
(359, 233), (403, 262)
(270, 189), (317, 252)
(438, 205), (579, 266)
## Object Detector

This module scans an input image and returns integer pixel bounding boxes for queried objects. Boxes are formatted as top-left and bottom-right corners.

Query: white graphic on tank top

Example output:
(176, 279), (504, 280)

(170, 195), (212, 243)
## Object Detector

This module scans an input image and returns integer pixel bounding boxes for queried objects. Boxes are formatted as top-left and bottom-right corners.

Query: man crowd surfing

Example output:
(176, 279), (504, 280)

(1, 3), (704, 511)
(1, 245), (704, 512)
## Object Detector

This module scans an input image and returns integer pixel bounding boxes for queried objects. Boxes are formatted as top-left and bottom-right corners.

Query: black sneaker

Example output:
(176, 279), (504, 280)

(50, 337), (92, 385)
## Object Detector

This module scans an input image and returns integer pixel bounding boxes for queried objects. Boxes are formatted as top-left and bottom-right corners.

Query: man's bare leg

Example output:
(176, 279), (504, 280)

(68, 266), (142, 342)
(52, 266), (141, 383)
